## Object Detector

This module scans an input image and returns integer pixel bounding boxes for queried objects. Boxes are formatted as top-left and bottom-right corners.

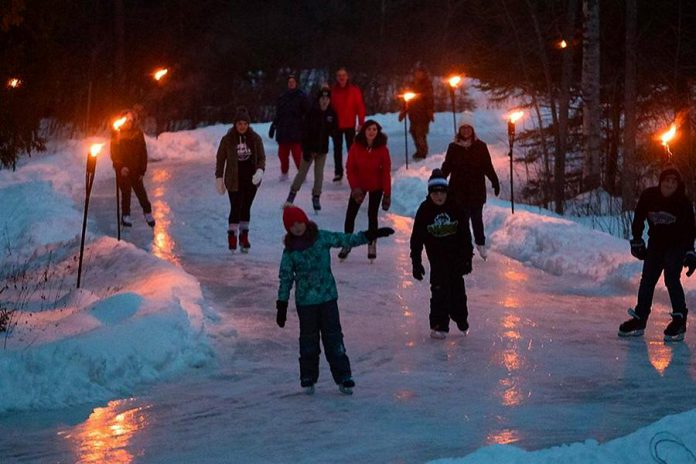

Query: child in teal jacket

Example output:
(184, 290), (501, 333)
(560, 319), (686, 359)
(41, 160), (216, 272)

(276, 206), (393, 394)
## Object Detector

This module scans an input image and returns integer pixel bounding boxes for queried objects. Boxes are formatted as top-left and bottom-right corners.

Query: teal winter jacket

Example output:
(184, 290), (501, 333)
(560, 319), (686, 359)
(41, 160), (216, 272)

(278, 230), (369, 306)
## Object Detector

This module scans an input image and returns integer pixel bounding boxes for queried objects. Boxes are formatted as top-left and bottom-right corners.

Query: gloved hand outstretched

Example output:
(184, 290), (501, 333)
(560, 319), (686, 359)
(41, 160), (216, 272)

(362, 227), (395, 242)
(276, 300), (288, 328)
(630, 238), (647, 260)
(684, 251), (696, 277)
(412, 261), (425, 281)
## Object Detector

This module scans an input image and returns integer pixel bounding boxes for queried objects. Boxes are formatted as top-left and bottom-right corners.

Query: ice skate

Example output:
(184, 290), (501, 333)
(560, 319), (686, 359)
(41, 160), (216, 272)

(283, 191), (296, 209)
(338, 378), (355, 395)
(239, 230), (250, 253)
(367, 241), (377, 263)
(618, 308), (646, 337)
(312, 195), (321, 213)
(338, 246), (351, 261)
(476, 244), (488, 261)
(227, 231), (237, 251)
(303, 385), (315, 395)
(144, 212), (156, 228)
(430, 330), (447, 340)
(121, 214), (133, 227)
(664, 313), (687, 342)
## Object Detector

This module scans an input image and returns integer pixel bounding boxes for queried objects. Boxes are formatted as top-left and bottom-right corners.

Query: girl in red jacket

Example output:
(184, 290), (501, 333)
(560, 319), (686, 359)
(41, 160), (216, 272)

(339, 120), (392, 261)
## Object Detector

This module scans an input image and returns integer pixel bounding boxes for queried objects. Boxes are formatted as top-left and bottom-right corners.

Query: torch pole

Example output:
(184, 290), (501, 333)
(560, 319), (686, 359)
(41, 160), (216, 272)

(116, 175), (121, 241)
(403, 103), (409, 170)
(449, 88), (457, 137)
(77, 155), (97, 288)
(508, 121), (515, 214)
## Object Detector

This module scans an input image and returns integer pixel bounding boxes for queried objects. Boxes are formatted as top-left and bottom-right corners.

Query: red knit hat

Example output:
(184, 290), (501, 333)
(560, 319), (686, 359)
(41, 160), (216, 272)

(283, 206), (309, 232)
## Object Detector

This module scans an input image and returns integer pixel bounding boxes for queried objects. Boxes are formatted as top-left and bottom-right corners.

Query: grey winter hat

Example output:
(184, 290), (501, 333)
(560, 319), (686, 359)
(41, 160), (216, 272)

(428, 169), (448, 193)
(234, 106), (251, 124)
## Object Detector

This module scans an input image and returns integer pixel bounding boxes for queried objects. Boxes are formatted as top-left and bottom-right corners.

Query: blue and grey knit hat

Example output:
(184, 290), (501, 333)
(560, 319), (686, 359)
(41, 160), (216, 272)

(428, 169), (448, 193)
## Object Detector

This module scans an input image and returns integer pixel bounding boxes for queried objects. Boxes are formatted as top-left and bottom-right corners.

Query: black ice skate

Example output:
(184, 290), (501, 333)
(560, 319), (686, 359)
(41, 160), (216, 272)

(664, 313), (687, 342)
(618, 308), (646, 337)
(338, 378), (355, 395)
(338, 246), (351, 261)
(312, 195), (321, 212)
(367, 241), (376, 262)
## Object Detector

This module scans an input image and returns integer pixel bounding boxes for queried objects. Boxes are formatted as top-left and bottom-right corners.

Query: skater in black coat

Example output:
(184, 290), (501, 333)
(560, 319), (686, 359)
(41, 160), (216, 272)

(269, 74), (309, 179)
(619, 164), (696, 342)
(441, 118), (500, 260)
(410, 169), (474, 339)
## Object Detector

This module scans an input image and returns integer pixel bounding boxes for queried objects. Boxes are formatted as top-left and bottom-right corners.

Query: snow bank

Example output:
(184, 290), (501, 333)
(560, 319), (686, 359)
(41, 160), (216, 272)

(0, 147), (212, 413)
(430, 408), (696, 463)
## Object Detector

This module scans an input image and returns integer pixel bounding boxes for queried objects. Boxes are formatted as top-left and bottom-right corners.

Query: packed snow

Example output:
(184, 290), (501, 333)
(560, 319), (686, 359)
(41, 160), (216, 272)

(1, 82), (696, 463)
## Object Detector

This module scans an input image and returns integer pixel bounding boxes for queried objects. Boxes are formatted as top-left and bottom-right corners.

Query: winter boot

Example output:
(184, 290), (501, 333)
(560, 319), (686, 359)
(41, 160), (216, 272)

(338, 246), (352, 260)
(144, 212), (156, 228)
(476, 244), (488, 261)
(339, 378), (355, 395)
(367, 241), (377, 261)
(121, 214), (133, 227)
(239, 230), (250, 253)
(664, 313), (687, 342)
(312, 195), (321, 212)
(227, 231), (237, 251)
(430, 330), (447, 340)
(618, 308), (647, 337)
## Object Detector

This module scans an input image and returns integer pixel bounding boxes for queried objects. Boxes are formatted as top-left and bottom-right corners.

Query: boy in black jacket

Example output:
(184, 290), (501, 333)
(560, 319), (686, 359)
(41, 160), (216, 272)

(410, 169), (474, 339)
(619, 165), (696, 341)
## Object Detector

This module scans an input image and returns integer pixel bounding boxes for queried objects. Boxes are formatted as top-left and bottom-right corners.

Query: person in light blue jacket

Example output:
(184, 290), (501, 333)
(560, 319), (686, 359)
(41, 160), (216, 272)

(276, 206), (393, 395)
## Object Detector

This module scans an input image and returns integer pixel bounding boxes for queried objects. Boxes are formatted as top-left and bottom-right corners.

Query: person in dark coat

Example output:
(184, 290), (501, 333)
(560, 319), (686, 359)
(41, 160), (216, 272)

(269, 74), (309, 180)
(619, 165), (696, 342)
(441, 117), (500, 260)
(215, 106), (266, 252)
(410, 169), (474, 339)
(110, 109), (155, 228)
(285, 87), (337, 212)
(399, 62), (434, 159)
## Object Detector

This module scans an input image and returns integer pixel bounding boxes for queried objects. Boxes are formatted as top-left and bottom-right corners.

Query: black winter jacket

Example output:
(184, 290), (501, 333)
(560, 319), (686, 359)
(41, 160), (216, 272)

(302, 103), (338, 155)
(632, 185), (695, 251)
(441, 139), (499, 206)
(410, 197), (473, 272)
(110, 128), (148, 176)
(272, 89), (309, 143)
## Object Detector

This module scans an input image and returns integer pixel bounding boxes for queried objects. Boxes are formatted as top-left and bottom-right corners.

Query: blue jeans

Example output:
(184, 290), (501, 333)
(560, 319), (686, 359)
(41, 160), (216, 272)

(297, 299), (352, 385)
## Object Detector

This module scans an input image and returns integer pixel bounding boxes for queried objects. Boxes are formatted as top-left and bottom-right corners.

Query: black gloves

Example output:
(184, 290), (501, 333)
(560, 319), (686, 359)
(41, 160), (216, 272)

(276, 300), (288, 328)
(412, 261), (425, 281)
(684, 251), (696, 277)
(363, 227), (395, 242)
(630, 238), (647, 260)
(268, 123), (276, 139)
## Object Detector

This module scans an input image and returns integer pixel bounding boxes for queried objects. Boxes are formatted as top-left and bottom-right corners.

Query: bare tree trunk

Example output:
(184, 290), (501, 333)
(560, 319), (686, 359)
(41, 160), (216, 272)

(113, 0), (125, 111)
(581, 0), (601, 190)
(606, 83), (621, 195)
(622, 0), (637, 212)
(555, 0), (578, 214)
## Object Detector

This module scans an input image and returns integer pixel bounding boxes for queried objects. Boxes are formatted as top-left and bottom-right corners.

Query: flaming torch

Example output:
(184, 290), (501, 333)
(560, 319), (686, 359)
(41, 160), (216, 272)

(660, 123), (677, 161)
(113, 115), (128, 131)
(448, 75), (463, 137)
(507, 111), (524, 214)
(400, 91), (417, 169)
(77, 143), (104, 288)
(152, 67), (168, 82)
(6, 78), (22, 89)
(111, 114), (130, 241)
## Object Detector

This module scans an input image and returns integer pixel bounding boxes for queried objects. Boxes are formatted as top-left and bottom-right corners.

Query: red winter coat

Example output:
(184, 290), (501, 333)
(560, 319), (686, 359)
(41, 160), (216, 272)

(346, 142), (391, 196)
(330, 82), (366, 130)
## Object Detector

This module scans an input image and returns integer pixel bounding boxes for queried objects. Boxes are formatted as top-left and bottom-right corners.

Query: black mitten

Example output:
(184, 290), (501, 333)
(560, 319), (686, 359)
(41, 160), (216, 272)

(276, 300), (288, 328)
(412, 261), (425, 281)
(630, 238), (647, 260)
(684, 251), (696, 277)
(268, 124), (276, 139)
(363, 227), (395, 242)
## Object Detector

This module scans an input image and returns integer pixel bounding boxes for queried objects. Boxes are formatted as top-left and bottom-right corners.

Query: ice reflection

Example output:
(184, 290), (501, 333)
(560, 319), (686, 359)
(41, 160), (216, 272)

(486, 428), (521, 445)
(647, 341), (673, 376)
(394, 389), (416, 401)
(150, 167), (179, 265)
(503, 269), (528, 282)
(495, 313), (526, 407)
(59, 399), (149, 464)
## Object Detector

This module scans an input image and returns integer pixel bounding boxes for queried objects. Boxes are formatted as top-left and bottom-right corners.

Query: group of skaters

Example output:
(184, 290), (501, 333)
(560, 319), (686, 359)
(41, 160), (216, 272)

(111, 65), (694, 396)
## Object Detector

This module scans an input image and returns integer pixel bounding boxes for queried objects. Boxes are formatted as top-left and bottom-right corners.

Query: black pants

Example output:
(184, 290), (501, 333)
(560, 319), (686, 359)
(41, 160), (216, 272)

(409, 119), (430, 157)
(332, 128), (355, 177)
(344, 190), (383, 234)
(117, 172), (152, 216)
(430, 266), (468, 332)
(227, 182), (257, 224)
(297, 299), (352, 385)
(635, 245), (688, 319)
(463, 203), (485, 246)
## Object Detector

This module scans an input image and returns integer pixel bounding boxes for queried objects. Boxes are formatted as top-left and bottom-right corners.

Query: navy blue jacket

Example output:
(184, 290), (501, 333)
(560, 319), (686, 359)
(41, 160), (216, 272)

(272, 89), (309, 143)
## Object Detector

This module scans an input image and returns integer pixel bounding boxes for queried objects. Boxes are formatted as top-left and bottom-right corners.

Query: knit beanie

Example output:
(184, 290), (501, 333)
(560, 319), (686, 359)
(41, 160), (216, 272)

(659, 164), (682, 184)
(318, 87), (331, 99)
(234, 106), (251, 124)
(283, 206), (310, 232)
(428, 169), (448, 193)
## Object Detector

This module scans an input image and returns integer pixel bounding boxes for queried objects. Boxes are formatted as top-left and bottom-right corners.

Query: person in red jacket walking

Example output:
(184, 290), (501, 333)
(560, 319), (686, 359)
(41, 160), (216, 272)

(330, 67), (366, 182)
(339, 120), (391, 261)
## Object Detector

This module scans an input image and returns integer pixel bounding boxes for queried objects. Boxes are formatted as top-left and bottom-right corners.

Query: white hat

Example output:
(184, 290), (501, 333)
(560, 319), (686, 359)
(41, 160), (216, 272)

(458, 112), (475, 129)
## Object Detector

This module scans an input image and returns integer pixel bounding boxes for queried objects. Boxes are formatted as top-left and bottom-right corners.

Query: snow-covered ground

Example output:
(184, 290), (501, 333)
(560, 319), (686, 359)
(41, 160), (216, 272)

(2, 85), (696, 463)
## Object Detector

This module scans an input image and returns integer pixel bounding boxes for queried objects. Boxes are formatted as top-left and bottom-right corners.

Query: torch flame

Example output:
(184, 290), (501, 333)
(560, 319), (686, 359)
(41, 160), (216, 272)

(448, 75), (462, 88)
(660, 124), (677, 146)
(90, 143), (105, 158)
(403, 92), (417, 102)
(7, 78), (21, 88)
(559, 40), (568, 49)
(113, 116), (128, 131)
(508, 111), (524, 123)
(153, 68), (168, 81)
